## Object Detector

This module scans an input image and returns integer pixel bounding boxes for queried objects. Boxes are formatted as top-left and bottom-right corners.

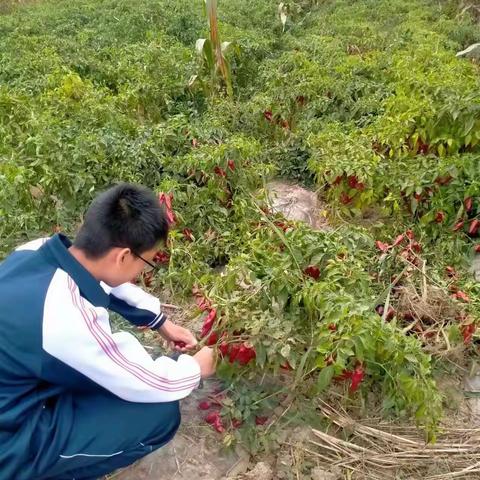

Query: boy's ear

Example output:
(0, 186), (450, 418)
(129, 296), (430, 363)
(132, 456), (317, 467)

(116, 247), (133, 266)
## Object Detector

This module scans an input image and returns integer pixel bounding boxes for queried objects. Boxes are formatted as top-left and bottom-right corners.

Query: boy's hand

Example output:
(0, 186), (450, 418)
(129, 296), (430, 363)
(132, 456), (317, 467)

(193, 347), (216, 379)
(158, 319), (198, 352)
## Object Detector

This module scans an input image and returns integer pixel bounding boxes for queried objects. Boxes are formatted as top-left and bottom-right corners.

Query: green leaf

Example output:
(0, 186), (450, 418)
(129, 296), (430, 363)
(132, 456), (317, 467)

(280, 344), (291, 358)
(196, 38), (215, 70)
(316, 365), (334, 392)
(437, 143), (445, 157)
(195, 38), (207, 55)
(221, 41), (233, 54)
(405, 354), (419, 364)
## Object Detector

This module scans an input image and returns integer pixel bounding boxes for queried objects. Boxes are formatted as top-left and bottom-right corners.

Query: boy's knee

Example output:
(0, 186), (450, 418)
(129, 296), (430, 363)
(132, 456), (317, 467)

(148, 400), (181, 445)
(161, 400), (181, 427)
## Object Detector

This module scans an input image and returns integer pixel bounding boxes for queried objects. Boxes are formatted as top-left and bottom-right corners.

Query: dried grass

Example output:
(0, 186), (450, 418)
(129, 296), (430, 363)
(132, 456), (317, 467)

(392, 277), (466, 358)
(396, 284), (457, 327)
(304, 400), (480, 479)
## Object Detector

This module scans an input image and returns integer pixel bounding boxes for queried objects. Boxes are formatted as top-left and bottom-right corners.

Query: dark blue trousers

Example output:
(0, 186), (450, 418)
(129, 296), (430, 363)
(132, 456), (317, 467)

(31, 392), (181, 480)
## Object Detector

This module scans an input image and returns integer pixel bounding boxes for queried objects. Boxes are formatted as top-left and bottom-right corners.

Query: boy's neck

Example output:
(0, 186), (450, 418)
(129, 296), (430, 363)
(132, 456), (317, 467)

(68, 246), (105, 282)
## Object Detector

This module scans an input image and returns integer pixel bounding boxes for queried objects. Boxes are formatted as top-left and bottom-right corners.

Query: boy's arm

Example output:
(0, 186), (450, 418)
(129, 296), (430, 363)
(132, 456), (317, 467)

(104, 281), (167, 330)
(105, 282), (197, 350)
(41, 274), (201, 402)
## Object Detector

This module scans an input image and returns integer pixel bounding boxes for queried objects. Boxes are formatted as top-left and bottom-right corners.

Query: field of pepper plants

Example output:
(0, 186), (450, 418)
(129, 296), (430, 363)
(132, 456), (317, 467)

(2, 0), (480, 453)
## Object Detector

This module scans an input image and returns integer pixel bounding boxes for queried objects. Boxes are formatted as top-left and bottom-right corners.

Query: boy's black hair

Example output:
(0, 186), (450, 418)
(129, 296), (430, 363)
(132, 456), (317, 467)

(74, 183), (169, 259)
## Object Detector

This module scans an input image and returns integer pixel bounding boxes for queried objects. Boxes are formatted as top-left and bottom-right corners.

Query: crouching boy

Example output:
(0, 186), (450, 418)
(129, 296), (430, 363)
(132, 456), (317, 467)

(0, 183), (215, 479)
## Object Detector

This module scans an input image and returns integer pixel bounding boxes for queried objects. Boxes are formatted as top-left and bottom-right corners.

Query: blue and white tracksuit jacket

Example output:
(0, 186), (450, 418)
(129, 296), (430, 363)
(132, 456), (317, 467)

(0, 234), (200, 478)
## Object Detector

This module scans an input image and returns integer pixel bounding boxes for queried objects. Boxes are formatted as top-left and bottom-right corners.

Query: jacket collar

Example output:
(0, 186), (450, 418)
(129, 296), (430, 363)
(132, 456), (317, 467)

(42, 234), (110, 308)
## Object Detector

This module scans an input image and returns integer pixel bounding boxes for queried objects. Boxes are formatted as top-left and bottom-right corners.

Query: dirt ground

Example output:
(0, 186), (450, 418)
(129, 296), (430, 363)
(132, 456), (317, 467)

(112, 378), (246, 480)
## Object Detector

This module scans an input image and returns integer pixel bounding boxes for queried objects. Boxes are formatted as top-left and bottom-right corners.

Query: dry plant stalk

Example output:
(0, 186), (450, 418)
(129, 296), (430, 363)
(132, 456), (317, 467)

(393, 278), (465, 357)
(304, 401), (480, 479)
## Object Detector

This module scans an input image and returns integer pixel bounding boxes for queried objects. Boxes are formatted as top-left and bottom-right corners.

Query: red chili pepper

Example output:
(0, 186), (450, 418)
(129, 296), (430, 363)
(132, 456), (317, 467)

(335, 369), (353, 381)
(183, 228), (194, 242)
(385, 306), (395, 321)
(445, 266), (456, 277)
(232, 418), (242, 429)
(214, 166), (227, 178)
(228, 343), (241, 363)
(227, 160), (235, 171)
(200, 323), (212, 338)
(392, 234), (405, 247)
(174, 341), (186, 348)
(410, 241), (422, 253)
(295, 95), (306, 106)
(274, 221), (291, 233)
(303, 265), (320, 280)
(206, 308), (217, 323)
(206, 331), (218, 346)
(198, 401), (211, 410)
(280, 361), (293, 370)
(332, 175), (343, 186)
(461, 323), (476, 344)
(435, 211), (445, 223)
(327, 323), (337, 331)
(417, 141), (429, 155)
(219, 341), (229, 357)
(255, 416), (269, 426)
(453, 291), (470, 302)
(260, 206), (271, 215)
(142, 271), (153, 287)
(465, 197), (473, 213)
(205, 411), (225, 433)
(340, 192), (352, 205)
(263, 110), (273, 122)
(453, 220), (465, 232)
(435, 175), (453, 186)
(193, 287), (211, 311)
(475, 245), (480, 253)
(375, 241), (390, 252)
(158, 192), (176, 225)
(205, 411), (220, 424)
(349, 364), (365, 393)
(201, 309), (217, 338)
(406, 229), (415, 240)
(469, 219), (480, 236)
(346, 175), (365, 191)
(213, 419), (225, 433)
(153, 251), (170, 264)
(196, 297), (210, 311)
(347, 175), (359, 189)
(236, 343), (256, 365)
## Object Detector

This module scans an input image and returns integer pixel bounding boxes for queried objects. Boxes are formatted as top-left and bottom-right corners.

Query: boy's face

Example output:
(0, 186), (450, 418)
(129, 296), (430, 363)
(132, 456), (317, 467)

(103, 244), (160, 287)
